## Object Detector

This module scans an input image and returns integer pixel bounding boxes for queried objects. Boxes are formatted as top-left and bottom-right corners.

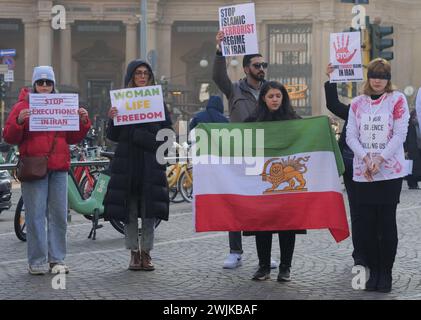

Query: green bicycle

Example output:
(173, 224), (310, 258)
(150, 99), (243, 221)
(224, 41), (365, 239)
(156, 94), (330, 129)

(14, 152), (161, 241)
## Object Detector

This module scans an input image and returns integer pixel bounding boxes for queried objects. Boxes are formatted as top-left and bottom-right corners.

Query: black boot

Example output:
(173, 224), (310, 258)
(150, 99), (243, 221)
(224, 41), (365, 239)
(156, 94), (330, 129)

(365, 268), (379, 291)
(377, 269), (392, 293)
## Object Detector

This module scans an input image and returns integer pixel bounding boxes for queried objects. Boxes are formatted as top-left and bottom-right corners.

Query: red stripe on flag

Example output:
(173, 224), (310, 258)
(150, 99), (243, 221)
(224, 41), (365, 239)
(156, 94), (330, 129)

(195, 192), (349, 243)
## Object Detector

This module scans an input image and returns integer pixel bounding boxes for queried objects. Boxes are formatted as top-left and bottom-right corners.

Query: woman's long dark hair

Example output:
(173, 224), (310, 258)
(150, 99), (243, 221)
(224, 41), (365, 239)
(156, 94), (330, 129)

(254, 81), (299, 121)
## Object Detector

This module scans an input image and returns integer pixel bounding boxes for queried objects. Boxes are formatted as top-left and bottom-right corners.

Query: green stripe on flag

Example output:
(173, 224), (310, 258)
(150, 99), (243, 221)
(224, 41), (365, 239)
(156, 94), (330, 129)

(194, 116), (345, 175)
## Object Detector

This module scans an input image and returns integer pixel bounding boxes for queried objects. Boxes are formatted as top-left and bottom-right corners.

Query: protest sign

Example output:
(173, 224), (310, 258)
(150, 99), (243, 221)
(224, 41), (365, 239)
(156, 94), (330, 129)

(110, 85), (165, 126)
(219, 3), (258, 56)
(29, 94), (79, 131)
(330, 32), (364, 83)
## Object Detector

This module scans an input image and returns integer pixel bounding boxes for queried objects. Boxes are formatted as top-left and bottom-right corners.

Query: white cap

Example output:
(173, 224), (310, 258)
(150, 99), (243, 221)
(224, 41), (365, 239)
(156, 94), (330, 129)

(32, 66), (55, 86)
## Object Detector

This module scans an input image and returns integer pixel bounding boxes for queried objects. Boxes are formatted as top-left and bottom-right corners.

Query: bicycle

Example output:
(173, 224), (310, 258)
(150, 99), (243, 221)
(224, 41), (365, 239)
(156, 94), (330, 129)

(166, 161), (193, 203)
(0, 143), (19, 180)
(70, 144), (102, 199)
(14, 152), (161, 241)
(166, 142), (193, 203)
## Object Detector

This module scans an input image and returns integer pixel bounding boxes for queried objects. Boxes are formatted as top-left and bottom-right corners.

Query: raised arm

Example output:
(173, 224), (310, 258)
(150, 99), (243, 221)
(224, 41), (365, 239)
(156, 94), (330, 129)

(324, 63), (350, 120)
(212, 31), (233, 99)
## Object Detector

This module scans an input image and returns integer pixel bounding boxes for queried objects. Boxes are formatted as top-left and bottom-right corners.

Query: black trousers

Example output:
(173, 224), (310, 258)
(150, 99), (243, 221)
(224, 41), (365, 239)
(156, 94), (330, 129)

(406, 174), (419, 188)
(255, 231), (295, 269)
(229, 231), (243, 254)
(359, 203), (398, 271)
(343, 171), (364, 264)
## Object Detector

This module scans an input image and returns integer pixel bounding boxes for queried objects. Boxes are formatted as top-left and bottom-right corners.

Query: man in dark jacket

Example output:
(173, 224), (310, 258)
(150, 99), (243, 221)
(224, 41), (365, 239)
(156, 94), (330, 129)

(189, 96), (228, 131)
(212, 31), (276, 270)
(213, 31), (267, 122)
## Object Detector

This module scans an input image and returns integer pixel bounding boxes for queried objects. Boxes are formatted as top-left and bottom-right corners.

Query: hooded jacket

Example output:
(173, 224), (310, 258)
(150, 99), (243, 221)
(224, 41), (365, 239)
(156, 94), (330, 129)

(103, 60), (173, 223)
(213, 54), (265, 122)
(189, 96), (228, 131)
(3, 87), (91, 171)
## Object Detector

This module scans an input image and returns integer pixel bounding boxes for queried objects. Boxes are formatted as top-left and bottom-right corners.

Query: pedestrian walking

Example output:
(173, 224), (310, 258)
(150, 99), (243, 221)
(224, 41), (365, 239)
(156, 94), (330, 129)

(404, 109), (421, 189)
(3, 66), (91, 275)
(213, 30), (277, 269)
(103, 59), (173, 271)
(244, 80), (304, 282)
(188, 95), (228, 131)
(324, 63), (365, 266)
(346, 58), (410, 292)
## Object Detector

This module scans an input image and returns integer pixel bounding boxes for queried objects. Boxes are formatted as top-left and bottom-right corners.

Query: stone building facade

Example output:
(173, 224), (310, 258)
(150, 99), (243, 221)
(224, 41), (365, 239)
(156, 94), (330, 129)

(1, 0), (421, 120)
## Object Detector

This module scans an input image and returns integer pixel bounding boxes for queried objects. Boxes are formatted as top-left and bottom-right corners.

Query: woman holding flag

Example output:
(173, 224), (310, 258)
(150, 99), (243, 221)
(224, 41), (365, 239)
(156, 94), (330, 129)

(244, 81), (303, 282)
(346, 58), (409, 293)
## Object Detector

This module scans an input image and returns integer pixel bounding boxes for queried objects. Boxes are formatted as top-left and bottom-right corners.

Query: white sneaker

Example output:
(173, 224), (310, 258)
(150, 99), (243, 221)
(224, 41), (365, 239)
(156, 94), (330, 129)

(271, 259), (278, 269)
(28, 265), (48, 275)
(223, 253), (242, 269)
(49, 263), (69, 274)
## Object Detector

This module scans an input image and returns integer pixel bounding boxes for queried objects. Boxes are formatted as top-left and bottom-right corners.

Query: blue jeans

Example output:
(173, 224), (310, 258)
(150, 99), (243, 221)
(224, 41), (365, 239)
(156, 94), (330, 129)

(21, 171), (68, 267)
(124, 196), (155, 252)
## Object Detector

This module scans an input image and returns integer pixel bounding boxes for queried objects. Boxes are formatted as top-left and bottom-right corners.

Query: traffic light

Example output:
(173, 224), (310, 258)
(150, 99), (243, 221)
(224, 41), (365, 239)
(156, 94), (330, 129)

(370, 23), (394, 60)
(0, 75), (6, 100)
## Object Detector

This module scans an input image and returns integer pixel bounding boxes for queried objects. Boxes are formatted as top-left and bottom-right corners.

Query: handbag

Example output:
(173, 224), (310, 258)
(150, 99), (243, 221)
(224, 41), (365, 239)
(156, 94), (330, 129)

(16, 133), (57, 182)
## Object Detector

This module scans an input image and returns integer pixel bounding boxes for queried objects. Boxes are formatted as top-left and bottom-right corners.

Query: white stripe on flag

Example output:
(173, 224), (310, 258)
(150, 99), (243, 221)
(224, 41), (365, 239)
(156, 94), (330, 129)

(193, 152), (342, 196)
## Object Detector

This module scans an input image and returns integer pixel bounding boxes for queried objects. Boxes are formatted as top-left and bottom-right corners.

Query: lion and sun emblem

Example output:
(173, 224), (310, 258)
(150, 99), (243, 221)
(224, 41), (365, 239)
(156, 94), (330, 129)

(260, 156), (310, 194)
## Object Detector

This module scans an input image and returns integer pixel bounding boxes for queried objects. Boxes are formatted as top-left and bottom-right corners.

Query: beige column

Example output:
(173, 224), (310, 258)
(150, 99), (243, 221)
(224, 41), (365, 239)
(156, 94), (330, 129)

(38, 19), (52, 66)
(60, 22), (72, 86)
(125, 21), (138, 68)
(156, 22), (172, 79)
(393, 26), (414, 92)
(312, 19), (335, 116)
(23, 20), (39, 83)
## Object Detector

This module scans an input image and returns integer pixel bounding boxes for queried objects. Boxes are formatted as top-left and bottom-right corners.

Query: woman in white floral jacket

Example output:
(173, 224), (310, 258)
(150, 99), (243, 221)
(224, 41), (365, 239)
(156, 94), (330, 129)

(346, 58), (409, 293)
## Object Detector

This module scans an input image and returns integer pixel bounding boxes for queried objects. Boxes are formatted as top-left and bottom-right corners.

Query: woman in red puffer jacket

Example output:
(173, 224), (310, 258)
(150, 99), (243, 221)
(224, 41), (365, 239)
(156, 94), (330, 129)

(3, 65), (91, 275)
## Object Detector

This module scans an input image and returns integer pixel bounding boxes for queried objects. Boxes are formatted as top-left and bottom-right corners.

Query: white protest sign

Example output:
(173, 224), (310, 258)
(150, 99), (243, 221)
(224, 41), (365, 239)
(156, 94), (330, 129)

(29, 94), (79, 131)
(110, 85), (166, 126)
(360, 113), (389, 152)
(219, 3), (258, 56)
(329, 32), (364, 83)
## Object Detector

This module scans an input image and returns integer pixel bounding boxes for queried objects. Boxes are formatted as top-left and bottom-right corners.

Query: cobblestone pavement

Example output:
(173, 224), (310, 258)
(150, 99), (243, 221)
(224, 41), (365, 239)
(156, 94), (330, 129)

(0, 182), (420, 301)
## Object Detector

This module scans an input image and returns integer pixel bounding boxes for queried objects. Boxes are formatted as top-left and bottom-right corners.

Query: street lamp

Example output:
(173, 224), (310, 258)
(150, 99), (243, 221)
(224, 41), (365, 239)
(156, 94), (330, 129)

(199, 59), (208, 68)
(140, 0), (147, 60)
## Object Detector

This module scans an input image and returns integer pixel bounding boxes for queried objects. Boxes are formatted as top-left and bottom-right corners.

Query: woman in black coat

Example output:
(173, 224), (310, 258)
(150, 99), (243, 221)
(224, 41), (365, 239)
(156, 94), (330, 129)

(324, 63), (364, 266)
(104, 59), (172, 271)
(245, 81), (302, 282)
(404, 109), (421, 189)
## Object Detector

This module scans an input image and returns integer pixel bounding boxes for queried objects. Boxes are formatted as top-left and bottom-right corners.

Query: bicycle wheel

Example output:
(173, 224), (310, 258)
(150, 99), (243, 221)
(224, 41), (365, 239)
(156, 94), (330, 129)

(167, 164), (184, 203)
(178, 167), (193, 203)
(109, 218), (162, 235)
(80, 170), (100, 199)
(14, 196), (26, 242)
(109, 218), (125, 235)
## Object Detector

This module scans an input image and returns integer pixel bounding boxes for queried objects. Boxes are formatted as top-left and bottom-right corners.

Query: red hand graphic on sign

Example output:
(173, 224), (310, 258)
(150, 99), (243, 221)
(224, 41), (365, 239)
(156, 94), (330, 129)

(333, 34), (357, 64)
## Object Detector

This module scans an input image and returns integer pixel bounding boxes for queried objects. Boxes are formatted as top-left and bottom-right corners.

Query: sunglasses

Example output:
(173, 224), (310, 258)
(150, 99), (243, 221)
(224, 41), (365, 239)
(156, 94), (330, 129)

(134, 70), (150, 77)
(35, 79), (54, 86)
(252, 62), (268, 70)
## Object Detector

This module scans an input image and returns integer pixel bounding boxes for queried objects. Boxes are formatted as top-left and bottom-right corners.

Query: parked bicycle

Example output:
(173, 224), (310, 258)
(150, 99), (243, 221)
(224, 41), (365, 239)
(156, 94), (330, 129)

(0, 143), (19, 180)
(166, 142), (193, 203)
(14, 151), (161, 241)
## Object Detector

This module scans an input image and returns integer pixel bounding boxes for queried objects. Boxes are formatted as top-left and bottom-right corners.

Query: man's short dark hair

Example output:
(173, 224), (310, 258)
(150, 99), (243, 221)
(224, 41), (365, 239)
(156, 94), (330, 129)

(243, 54), (262, 68)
